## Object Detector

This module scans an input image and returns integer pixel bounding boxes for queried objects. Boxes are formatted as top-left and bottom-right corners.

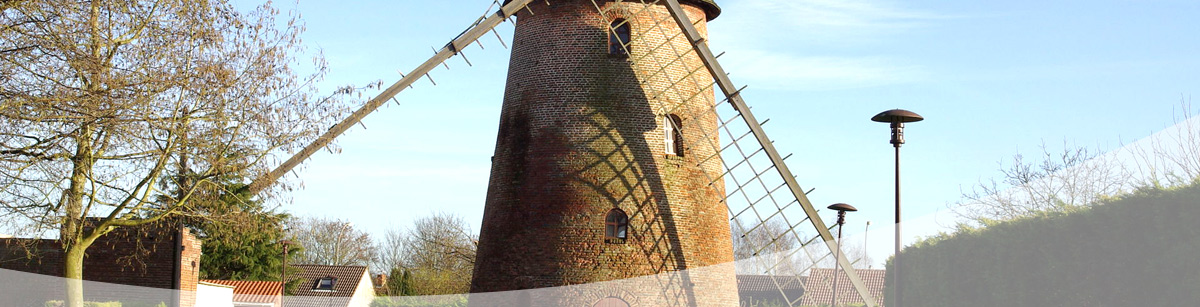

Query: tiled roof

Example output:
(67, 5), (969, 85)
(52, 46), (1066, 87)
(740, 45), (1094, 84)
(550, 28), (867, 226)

(737, 275), (806, 293)
(200, 279), (282, 304)
(738, 275), (807, 305)
(284, 264), (370, 307)
(799, 268), (887, 306)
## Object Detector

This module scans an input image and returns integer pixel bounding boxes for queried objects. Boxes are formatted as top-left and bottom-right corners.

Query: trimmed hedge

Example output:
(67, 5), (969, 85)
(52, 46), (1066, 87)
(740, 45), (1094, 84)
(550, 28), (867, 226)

(370, 296), (468, 307)
(43, 301), (166, 307)
(886, 183), (1200, 306)
(44, 302), (122, 307)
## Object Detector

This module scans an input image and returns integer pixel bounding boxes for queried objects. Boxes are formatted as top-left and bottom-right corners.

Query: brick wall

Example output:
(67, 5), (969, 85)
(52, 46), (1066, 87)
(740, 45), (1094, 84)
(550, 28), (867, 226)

(0, 222), (201, 307)
(178, 226), (203, 307)
(470, 0), (738, 306)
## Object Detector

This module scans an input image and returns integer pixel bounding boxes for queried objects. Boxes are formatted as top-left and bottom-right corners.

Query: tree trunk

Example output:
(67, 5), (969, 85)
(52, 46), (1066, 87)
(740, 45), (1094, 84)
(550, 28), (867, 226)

(62, 122), (94, 307)
(65, 244), (87, 307)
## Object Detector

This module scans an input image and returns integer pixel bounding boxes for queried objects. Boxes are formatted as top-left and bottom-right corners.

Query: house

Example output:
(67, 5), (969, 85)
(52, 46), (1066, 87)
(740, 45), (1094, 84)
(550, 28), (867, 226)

(202, 279), (284, 307)
(737, 274), (807, 306)
(798, 268), (887, 307)
(284, 265), (374, 307)
(197, 281), (236, 307)
(0, 221), (202, 307)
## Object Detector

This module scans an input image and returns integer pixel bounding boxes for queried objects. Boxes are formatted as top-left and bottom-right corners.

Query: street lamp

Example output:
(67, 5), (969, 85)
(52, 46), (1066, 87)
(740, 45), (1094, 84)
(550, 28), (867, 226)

(280, 240), (293, 299)
(827, 203), (858, 307)
(871, 109), (923, 307)
(864, 220), (871, 269)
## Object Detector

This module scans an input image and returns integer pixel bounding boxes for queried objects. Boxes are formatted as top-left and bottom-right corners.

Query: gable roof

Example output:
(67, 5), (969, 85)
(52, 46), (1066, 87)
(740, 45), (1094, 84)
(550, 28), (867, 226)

(200, 279), (282, 304)
(289, 265), (369, 298)
(799, 268), (887, 306)
(282, 264), (373, 307)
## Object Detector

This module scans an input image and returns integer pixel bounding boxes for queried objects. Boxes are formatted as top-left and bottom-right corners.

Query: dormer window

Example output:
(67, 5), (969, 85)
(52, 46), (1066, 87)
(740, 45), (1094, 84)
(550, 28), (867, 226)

(664, 114), (684, 156)
(313, 276), (337, 292)
(609, 19), (631, 55)
(605, 209), (628, 244)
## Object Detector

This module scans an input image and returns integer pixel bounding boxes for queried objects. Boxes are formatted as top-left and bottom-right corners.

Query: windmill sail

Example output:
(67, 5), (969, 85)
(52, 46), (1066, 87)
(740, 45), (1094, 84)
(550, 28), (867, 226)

(250, 0), (879, 306)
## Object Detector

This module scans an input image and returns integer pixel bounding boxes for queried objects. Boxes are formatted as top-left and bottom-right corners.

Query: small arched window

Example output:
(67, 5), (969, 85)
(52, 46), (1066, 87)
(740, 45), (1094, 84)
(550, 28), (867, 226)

(664, 114), (684, 156)
(609, 19), (631, 55)
(604, 208), (628, 243)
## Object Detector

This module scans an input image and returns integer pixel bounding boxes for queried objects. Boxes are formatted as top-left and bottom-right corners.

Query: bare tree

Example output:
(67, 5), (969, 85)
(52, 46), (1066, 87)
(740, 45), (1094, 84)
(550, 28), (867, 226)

(0, 1), (353, 306)
(288, 216), (375, 266)
(952, 101), (1200, 225)
(810, 242), (874, 270)
(1124, 99), (1200, 188)
(374, 227), (407, 277)
(376, 212), (477, 296)
(952, 141), (1132, 224)
(732, 217), (806, 275)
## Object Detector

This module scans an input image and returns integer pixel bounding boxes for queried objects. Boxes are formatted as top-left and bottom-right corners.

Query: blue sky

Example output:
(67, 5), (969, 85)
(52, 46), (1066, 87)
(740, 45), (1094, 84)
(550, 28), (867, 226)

(268, 0), (1200, 266)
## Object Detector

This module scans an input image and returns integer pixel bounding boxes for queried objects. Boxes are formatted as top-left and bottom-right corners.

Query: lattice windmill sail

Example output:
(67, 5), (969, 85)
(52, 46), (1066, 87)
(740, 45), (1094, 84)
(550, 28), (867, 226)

(249, 0), (879, 306)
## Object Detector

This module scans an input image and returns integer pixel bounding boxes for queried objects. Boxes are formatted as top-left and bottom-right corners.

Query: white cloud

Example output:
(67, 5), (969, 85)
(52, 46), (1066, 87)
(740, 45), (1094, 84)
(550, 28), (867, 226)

(704, 0), (941, 91)
(727, 0), (945, 33)
(767, 0), (942, 28)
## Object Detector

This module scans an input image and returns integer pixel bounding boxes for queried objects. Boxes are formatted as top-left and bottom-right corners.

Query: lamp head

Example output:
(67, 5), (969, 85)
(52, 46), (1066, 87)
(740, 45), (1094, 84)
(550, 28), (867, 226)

(872, 109), (923, 147)
(827, 203), (858, 212)
(871, 109), (924, 123)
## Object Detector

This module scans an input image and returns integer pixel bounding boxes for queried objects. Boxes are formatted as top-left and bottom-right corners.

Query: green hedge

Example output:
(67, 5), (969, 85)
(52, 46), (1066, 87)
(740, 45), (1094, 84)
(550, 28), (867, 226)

(43, 301), (166, 307)
(44, 301), (122, 307)
(886, 183), (1200, 306)
(370, 296), (468, 307)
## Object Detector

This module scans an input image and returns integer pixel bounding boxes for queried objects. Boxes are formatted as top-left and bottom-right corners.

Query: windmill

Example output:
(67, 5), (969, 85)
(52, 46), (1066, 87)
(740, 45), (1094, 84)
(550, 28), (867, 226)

(246, 0), (880, 306)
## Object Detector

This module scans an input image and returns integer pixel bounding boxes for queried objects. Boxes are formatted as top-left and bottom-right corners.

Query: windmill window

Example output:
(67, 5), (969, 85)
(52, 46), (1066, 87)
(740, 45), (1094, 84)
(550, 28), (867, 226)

(594, 297), (631, 307)
(609, 19), (631, 56)
(605, 209), (628, 243)
(665, 114), (684, 156)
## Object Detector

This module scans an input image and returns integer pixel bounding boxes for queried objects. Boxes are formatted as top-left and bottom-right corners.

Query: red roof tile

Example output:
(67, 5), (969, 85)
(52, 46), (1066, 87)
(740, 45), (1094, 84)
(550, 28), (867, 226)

(799, 268), (887, 306)
(737, 274), (806, 293)
(738, 274), (808, 305)
(201, 279), (282, 304)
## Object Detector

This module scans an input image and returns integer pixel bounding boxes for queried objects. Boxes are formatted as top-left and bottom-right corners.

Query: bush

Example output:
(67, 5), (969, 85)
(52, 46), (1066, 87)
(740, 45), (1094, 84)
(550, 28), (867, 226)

(371, 296), (468, 307)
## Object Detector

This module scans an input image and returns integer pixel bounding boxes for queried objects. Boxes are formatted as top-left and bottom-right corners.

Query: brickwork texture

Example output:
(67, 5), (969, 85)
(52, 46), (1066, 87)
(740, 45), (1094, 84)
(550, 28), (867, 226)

(470, 0), (738, 306)
(0, 222), (201, 307)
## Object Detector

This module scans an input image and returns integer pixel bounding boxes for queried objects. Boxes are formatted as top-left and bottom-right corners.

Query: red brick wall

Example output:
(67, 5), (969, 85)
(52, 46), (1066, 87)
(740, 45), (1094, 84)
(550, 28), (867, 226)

(178, 227), (202, 307)
(471, 0), (737, 306)
(0, 222), (201, 307)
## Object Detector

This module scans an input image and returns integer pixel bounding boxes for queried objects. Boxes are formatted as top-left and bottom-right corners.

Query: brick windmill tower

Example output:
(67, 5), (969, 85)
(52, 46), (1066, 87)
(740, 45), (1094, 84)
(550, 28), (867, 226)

(469, 0), (737, 305)
(239, 0), (879, 305)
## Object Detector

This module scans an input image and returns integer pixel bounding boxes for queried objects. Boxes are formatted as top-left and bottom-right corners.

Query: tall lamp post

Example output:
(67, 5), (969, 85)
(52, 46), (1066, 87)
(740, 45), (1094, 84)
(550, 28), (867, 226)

(871, 109), (923, 307)
(827, 203), (858, 307)
(864, 220), (871, 268)
(280, 240), (293, 299)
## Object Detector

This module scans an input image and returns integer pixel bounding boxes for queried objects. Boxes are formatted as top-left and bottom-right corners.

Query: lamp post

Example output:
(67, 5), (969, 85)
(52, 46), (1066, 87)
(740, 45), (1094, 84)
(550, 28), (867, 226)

(827, 203), (858, 307)
(864, 220), (871, 268)
(871, 109), (923, 307)
(280, 240), (292, 299)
